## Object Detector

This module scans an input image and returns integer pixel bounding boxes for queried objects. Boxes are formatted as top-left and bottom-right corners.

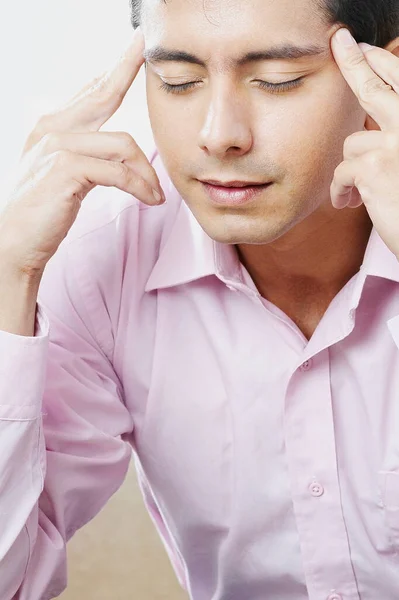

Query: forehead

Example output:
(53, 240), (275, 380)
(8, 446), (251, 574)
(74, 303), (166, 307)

(142, 0), (326, 42)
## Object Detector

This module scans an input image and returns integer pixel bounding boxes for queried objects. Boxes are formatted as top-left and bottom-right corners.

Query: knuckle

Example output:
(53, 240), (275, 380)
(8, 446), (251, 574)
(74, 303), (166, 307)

(118, 132), (139, 155)
(39, 132), (61, 154)
(48, 149), (74, 169)
(112, 160), (131, 183)
(360, 77), (392, 100)
(26, 114), (51, 149)
(345, 51), (367, 70)
(364, 150), (384, 170)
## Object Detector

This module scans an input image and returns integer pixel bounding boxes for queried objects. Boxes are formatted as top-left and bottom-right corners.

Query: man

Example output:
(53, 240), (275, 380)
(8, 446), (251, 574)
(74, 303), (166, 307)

(2, 0), (399, 598)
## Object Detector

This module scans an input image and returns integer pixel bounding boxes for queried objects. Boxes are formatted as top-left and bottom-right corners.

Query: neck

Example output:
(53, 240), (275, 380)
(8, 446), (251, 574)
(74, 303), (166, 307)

(237, 205), (373, 310)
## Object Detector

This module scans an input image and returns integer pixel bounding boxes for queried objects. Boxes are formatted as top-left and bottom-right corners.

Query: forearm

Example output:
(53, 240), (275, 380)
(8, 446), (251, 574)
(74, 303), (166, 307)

(0, 267), (49, 598)
(0, 268), (42, 337)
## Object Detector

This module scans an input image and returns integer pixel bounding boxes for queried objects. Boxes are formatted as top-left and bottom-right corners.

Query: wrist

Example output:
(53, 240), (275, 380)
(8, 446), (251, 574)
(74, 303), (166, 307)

(0, 221), (46, 285)
(0, 265), (42, 337)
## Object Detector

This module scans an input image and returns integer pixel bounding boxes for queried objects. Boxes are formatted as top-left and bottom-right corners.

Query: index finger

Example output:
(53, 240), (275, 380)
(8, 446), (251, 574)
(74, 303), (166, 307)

(331, 28), (399, 131)
(97, 27), (146, 108)
(51, 27), (146, 133)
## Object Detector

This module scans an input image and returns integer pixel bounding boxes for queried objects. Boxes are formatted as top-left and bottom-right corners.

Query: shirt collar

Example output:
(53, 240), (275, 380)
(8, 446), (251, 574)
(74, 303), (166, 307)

(145, 197), (243, 292)
(145, 193), (399, 293)
(361, 226), (399, 282)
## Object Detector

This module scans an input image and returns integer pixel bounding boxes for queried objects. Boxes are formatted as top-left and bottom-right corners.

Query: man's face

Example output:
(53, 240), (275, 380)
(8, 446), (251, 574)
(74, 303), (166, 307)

(142, 0), (366, 245)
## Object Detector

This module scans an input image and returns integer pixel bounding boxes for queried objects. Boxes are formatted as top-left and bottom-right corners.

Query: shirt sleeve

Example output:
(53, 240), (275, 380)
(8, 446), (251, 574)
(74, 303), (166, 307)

(0, 239), (134, 600)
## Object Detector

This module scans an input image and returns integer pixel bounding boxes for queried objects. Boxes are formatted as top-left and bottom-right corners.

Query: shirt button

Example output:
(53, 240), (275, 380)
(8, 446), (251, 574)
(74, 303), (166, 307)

(327, 593), (343, 600)
(300, 359), (313, 371)
(309, 482), (325, 497)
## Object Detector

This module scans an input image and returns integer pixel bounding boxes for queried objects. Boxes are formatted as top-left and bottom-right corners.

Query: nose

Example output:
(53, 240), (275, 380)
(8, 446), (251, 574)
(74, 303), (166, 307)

(198, 84), (253, 159)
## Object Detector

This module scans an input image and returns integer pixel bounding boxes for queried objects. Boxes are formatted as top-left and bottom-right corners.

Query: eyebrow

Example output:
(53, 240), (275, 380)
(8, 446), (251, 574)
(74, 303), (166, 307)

(143, 43), (328, 67)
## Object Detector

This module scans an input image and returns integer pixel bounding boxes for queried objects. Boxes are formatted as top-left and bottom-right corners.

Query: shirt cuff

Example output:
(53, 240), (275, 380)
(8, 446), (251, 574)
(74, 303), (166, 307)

(0, 303), (49, 420)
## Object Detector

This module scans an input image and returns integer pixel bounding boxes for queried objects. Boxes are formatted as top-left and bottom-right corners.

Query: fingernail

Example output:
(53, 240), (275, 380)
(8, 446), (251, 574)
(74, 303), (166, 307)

(359, 42), (375, 53)
(336, 28), (356, 48)
(152, 189), (164, 204)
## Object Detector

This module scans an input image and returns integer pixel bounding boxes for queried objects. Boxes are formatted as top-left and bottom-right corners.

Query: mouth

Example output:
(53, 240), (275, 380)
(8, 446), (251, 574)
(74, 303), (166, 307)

(198, 179), (273, 206)
(201, 179), (271, 188)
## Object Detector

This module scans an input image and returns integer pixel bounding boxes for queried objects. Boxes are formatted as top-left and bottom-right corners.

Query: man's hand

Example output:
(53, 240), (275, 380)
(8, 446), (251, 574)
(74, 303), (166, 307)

(0, 26), (165, 280)
(331, 28), (399, 259)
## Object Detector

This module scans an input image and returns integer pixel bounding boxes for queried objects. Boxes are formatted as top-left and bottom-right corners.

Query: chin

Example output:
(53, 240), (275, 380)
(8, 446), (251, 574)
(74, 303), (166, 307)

(197, 212), (291, 246)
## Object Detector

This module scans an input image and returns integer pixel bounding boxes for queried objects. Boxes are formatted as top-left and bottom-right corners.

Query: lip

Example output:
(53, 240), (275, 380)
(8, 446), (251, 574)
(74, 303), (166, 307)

(202, 179), (269, 188)
(200, 180), (272, 206)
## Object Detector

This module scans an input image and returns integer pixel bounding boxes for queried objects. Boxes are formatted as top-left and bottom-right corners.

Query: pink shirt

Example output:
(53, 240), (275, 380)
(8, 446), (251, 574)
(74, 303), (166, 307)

(2, 147), (399, 600)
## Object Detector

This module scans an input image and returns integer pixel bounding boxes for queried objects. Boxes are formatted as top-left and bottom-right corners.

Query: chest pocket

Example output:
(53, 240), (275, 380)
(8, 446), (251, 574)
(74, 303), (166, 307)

(379, 470), (399, 551)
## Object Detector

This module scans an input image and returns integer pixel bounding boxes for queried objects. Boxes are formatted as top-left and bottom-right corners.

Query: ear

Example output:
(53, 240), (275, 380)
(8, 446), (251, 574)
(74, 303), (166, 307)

(364, 36), (399, 131)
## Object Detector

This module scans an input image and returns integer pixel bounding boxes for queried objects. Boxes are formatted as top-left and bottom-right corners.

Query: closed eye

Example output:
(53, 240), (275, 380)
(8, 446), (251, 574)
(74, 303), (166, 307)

(158, 76), (305, 95)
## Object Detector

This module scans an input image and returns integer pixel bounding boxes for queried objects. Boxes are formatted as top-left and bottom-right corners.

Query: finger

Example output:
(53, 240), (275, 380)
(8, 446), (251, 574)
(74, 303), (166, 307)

(330, 158), (361, 210)
(67, 73), (107, 104)
(47, 150), (164, 206)
(343, 130), (386, 159)
(37, 131), (165, 199)
(346, 187), (364, 209)
(45, 27), (146, 133)
(331, 29), (399, 131)
(358, 43), (399, 95)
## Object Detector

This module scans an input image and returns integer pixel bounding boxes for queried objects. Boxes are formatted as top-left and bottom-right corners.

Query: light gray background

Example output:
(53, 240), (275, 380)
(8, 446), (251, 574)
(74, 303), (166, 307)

(0, 0), (154, 201)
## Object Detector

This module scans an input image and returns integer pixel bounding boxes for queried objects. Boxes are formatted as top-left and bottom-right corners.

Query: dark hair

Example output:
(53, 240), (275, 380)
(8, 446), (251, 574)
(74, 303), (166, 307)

(319, 0), (399, 47)
(129, 0), (399, 48)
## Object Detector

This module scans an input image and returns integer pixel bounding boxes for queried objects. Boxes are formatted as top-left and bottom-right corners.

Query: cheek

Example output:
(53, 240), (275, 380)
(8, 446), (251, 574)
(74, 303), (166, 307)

(264, 84), (364, 177)
(146, 90), (193, 163)
(300, 76), (366, 148)
(146, 77), (192, 130)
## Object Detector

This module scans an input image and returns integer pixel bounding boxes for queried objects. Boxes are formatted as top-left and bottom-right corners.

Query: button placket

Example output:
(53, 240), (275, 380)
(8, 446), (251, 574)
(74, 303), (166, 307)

(284, 350), (359, 598)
